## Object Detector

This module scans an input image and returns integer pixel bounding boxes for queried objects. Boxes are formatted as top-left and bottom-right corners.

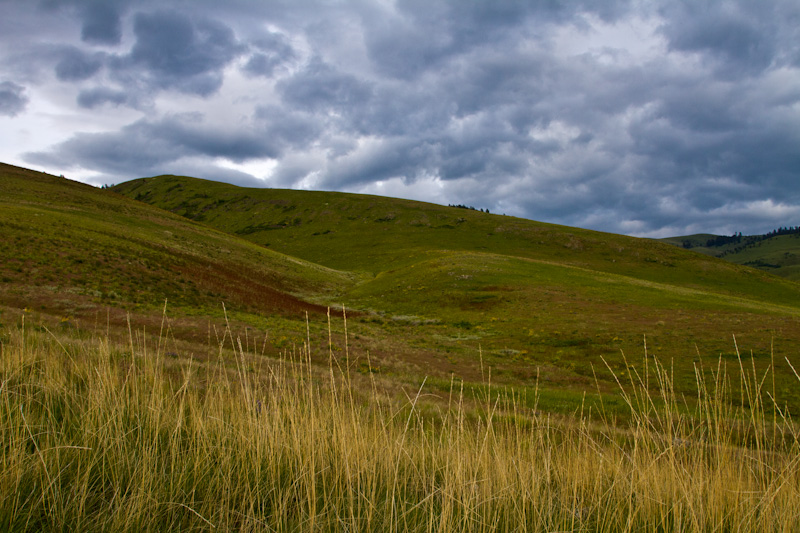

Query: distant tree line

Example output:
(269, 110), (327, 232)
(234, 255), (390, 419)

(761, 226), (800, 239)
(449, 204), (490, 213)
(697, 232), (744, 248)
(682, 226), (800, 255)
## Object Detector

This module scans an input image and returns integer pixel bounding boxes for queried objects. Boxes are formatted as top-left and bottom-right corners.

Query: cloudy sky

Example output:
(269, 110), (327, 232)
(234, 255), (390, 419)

(1, 0), (799, 237)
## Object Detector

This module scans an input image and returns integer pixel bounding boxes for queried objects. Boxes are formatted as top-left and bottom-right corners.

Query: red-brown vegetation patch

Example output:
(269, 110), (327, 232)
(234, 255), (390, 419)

(176, 258), (329, 316)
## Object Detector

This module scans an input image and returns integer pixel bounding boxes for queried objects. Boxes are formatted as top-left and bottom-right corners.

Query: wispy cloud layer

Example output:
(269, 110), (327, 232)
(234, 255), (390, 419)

(1, 0), (799, 237)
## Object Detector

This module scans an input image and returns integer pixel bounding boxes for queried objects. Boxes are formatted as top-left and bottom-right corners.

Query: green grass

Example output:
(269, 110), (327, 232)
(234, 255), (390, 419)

(2, 312), (799, 531)
(113, 175), (800, 305)
(5, 158), (800, 530)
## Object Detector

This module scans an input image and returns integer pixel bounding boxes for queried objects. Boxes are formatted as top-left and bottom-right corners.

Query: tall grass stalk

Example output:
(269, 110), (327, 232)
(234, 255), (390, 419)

(1, 317), (799, 531)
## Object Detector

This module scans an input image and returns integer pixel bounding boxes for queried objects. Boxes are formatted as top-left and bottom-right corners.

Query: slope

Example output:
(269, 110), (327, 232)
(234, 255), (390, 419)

(114, 175), (800, 308)
(113, 175), (800, 410)
(0, 163), (353, 322)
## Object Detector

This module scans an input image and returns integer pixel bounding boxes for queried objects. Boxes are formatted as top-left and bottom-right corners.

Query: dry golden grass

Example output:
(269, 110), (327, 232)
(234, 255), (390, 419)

(1, 311), (799, 531)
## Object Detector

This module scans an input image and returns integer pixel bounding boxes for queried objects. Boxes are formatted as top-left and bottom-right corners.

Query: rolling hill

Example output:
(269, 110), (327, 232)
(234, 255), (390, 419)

(0, 163), (360, 355)
(3, 163), (798, 531)
(112, 175), (800, 302)
(111, 174), (800, 410)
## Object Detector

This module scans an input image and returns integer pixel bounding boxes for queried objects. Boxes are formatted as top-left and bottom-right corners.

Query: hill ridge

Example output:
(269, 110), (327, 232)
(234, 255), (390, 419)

(113, 174), (800, 307)
(0, 162), (351, 318)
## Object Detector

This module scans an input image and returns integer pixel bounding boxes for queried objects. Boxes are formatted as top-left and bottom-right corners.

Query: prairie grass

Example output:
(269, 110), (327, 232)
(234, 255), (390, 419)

(1, 313), (799, 532)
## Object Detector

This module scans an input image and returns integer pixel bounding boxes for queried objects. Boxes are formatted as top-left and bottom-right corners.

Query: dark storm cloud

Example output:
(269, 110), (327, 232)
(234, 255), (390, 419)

(664, 6), (773, 72)
(54, 46), (104, 81)
(658, 0), (800, 75)
(154, 114), (280, 162)
(110, 10), (245, 96)
(277, 57), (373, 114)
(625, 73), (800, 206)
(79, 0), (126, 45)
(40, 0), (127, 45)
(128, 11), (238, 77)
(4, 0), (800, 237)
(361, 0), (632, 80)
(340, 79), (456, 138)
(0, 81), (28, 116)
(254, 105), (322, 149)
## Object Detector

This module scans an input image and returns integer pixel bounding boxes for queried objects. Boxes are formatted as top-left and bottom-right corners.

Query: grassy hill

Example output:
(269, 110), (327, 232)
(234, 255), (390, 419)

(112, 175), (800, 302)
(110, 174), (800, 411)
(663, 232), (800, 280)
(0, 163), (364, 356)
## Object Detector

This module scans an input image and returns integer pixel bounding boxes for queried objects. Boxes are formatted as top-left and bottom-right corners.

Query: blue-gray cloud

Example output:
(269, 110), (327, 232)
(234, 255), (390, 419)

(658, 0), (800, 75)
(79, 0), (126, 45)
(0, 81), (28, 116)
(3, 0), (800, 237)
(77, 87), (128, 108)
(243, 32), (296, 78)
(40, 0), (128, 45)
(277, 57), (373, 114)
(25, 113), (282, 175)
(55, 46), (104, 81)
(109, 9), (245, 97)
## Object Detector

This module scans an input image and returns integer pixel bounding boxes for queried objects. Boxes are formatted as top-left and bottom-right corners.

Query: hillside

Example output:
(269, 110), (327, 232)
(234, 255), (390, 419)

(113, 175), (800, 303)
(0, 163), (357, 349)
(112, 174), (800, 410)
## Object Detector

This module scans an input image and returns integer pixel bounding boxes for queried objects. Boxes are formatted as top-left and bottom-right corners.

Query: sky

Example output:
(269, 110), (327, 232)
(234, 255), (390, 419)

(1, 0), (799, 238)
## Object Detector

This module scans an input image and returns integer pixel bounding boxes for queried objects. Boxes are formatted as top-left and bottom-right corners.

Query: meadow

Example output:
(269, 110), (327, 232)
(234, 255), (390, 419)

(2, 309), (799, 531)
(4, 163), (800, 530)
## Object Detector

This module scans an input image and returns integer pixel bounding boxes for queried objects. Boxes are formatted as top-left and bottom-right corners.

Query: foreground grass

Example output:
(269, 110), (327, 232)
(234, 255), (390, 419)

(2, 317), (800, 532)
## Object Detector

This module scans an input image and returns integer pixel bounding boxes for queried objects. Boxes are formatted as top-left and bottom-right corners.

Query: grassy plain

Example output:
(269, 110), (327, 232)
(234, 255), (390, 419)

(4, 162), (800, 411)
